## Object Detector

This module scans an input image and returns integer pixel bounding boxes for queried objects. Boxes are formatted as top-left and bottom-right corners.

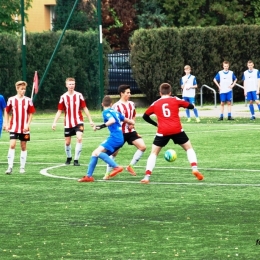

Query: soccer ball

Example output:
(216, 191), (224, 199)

(164, 149), (177, 162)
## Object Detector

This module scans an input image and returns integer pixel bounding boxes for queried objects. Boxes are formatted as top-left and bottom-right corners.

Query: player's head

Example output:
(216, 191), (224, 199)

(184, 65), (191, 73)
(247, 60), (254, 70)
(102, 95), (112, 108)
(65, 77), (76, 90)
(159, 83), (172, 95)
(222, 61), (230, 71)
(15, 81), (27, 92)
(118, 84), (131, 100)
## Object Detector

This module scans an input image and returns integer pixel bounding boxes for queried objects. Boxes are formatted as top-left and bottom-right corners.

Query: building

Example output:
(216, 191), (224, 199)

(26, 0), (56, 32)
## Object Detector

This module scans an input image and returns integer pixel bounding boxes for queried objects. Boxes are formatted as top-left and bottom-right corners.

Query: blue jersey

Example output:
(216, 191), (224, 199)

(0, 95), (6, 125)
(102, 107), (125, 143)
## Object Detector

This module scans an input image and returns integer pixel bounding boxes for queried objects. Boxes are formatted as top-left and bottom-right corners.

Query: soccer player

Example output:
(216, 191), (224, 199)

(140, 83), (204, 184)
(78, 95), (135, 182)
(242, 60), (260, 120)
(52, 77), (94, 166)
(213, 60), (237, 121)
(0, 93), (7, 138)
(3, 81), (36, 174)
(181, 65), (200, 122)
(104, 84), (146, 178)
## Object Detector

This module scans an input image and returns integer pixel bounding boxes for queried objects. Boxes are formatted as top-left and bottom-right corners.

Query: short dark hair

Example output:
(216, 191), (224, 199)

(102, 95), (112, 107)
(118, 84), (130, 95)
(159, 83), (171, 95)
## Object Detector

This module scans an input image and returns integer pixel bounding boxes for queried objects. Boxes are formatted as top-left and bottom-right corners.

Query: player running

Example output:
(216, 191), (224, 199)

(140, 83), (204, 184)
(104, 85), (146, 178)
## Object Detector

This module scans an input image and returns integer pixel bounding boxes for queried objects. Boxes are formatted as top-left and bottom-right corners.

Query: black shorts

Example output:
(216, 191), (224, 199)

(64, 124), (84, 137)
(153, 131), (189, 147)
(10, 132), (30, 142)
(123, 131), (142, 145)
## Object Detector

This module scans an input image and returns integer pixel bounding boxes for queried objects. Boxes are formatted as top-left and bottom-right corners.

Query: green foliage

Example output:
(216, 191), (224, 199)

(0, 33), (20, 99)
(130, 28), (183, 102)
(53, 0), (97, 32)
(0, 0), (32, 34)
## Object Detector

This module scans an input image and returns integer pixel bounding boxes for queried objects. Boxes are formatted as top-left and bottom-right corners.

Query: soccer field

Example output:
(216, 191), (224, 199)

(0, 112), (260, 259)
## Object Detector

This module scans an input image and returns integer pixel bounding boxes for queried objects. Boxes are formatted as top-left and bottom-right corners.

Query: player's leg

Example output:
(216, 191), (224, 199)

(6, 134), (17, 174)
(141, 135), (167, 184)
(176, 132), (203, 180)
(218, 94), (225, 120)
(183, 97), (191, 122)
(19, 140), (27, 173)
(74, 124), (84, 166)
(64, 128), (72, 164)
(105, 149), (119, 177)
(226, 92), (234, 120)
(126, 133), (146, 176)
(189, 97), (200, 122)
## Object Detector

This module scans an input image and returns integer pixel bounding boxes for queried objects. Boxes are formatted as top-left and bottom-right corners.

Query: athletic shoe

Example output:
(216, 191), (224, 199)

(250, 116), (256, 120)
(73, 160), (80, 166)
(65, 157), (72, 165)
(5, 167), (12, 174)
(187, 118), (191, 122)
(109, 166), (123, 178)
(218, 117), (223, 121)
(228, 116), (234, 120)
(192, 170), (204, 181)
(126, 165), (136, 176)
(20, 168), (25, 174)
(103, 174), (110, 180)
(78, 176), (94, 182)
(140, 177), (150, 184)
(196, 118), (200, 123)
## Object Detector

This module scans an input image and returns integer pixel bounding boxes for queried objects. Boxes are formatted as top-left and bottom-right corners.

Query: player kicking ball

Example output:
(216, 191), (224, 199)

(140, 83), (204, 184)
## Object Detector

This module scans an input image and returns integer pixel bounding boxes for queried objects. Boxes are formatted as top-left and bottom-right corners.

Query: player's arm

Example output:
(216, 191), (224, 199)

(95, 116), (115, 130)
(52, 110), (62, 130)
(24, 113), (33, 132)
(3, 109), (9, 131)
(83, 106), (94, 127)
(187, 103), (194, 109)
(142, 113), (157, 127)
(213, 78), (220, 91)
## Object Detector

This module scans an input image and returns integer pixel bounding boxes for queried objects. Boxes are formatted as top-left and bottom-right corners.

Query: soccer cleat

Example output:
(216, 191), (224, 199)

(73, 160), (80, 166)
(218, 117), (223, 121)
(187, 118), (191, 122)
(126, 165), (136, 176)
(78, 176), (94, 182)
(140, 177), (150, 184)
(250, 116), (256, 120)
(20, 168), (25, 174)
(109, 166), (123, 178)
(196, 118), (200, 123)
(103, 174), (110, 180)
(5, 167), (12, 174)
(65, 157), (72, 165)
(192, 170), (204, 181)
(228, 116), (234, 120)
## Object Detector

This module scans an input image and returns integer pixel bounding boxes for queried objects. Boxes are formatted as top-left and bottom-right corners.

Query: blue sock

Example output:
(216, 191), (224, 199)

(228, 112), (231, 117)
(185, 109), (190, 118)
(249, 104), (254, 115)
(258, 104), (260, 111)
(99, 152), (118, 168)
(87, 156), (98, 177)
(220, 113), (223, 118)
(193, 108), (198, 117)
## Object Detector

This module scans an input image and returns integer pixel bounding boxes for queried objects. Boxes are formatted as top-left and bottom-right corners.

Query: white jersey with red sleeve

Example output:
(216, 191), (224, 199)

(112, 100), (136, 133)
(57, 91), (86, 128)
(145, 96), (190, 136)
(6, 96), (36, 133)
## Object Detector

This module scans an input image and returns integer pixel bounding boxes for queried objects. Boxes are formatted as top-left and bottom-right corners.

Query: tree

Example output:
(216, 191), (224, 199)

(53, 0), (97, 32)
(0, 0), (32, 33)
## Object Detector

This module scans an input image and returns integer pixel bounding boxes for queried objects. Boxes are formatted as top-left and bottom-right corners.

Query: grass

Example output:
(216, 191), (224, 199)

(1, 112), (260, 259)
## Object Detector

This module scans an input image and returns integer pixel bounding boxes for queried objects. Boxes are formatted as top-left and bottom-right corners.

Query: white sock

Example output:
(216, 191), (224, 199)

(130, 149), (144, 166)
(74, 143), (82, 160)
(20, 150), (27, 169)
(7, 148), (15, 168)
(186, 148), (198, 170)
(65, 145), (72, 158)
(146, 153), (157, 172)
(106, 155), (114, 173)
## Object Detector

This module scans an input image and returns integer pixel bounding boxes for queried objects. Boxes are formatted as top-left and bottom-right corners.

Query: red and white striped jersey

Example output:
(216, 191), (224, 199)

(57, 91), (86, 128)
(112, 100), (136, 133)
(6, 96), (36, 133)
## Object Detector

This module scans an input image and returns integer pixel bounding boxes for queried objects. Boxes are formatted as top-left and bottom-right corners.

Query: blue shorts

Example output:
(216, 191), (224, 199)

(246, 91), (258, 101)
(183, 97), (195, 104)
(219, 91), (232, 102)
(100, 137), (124, 155)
